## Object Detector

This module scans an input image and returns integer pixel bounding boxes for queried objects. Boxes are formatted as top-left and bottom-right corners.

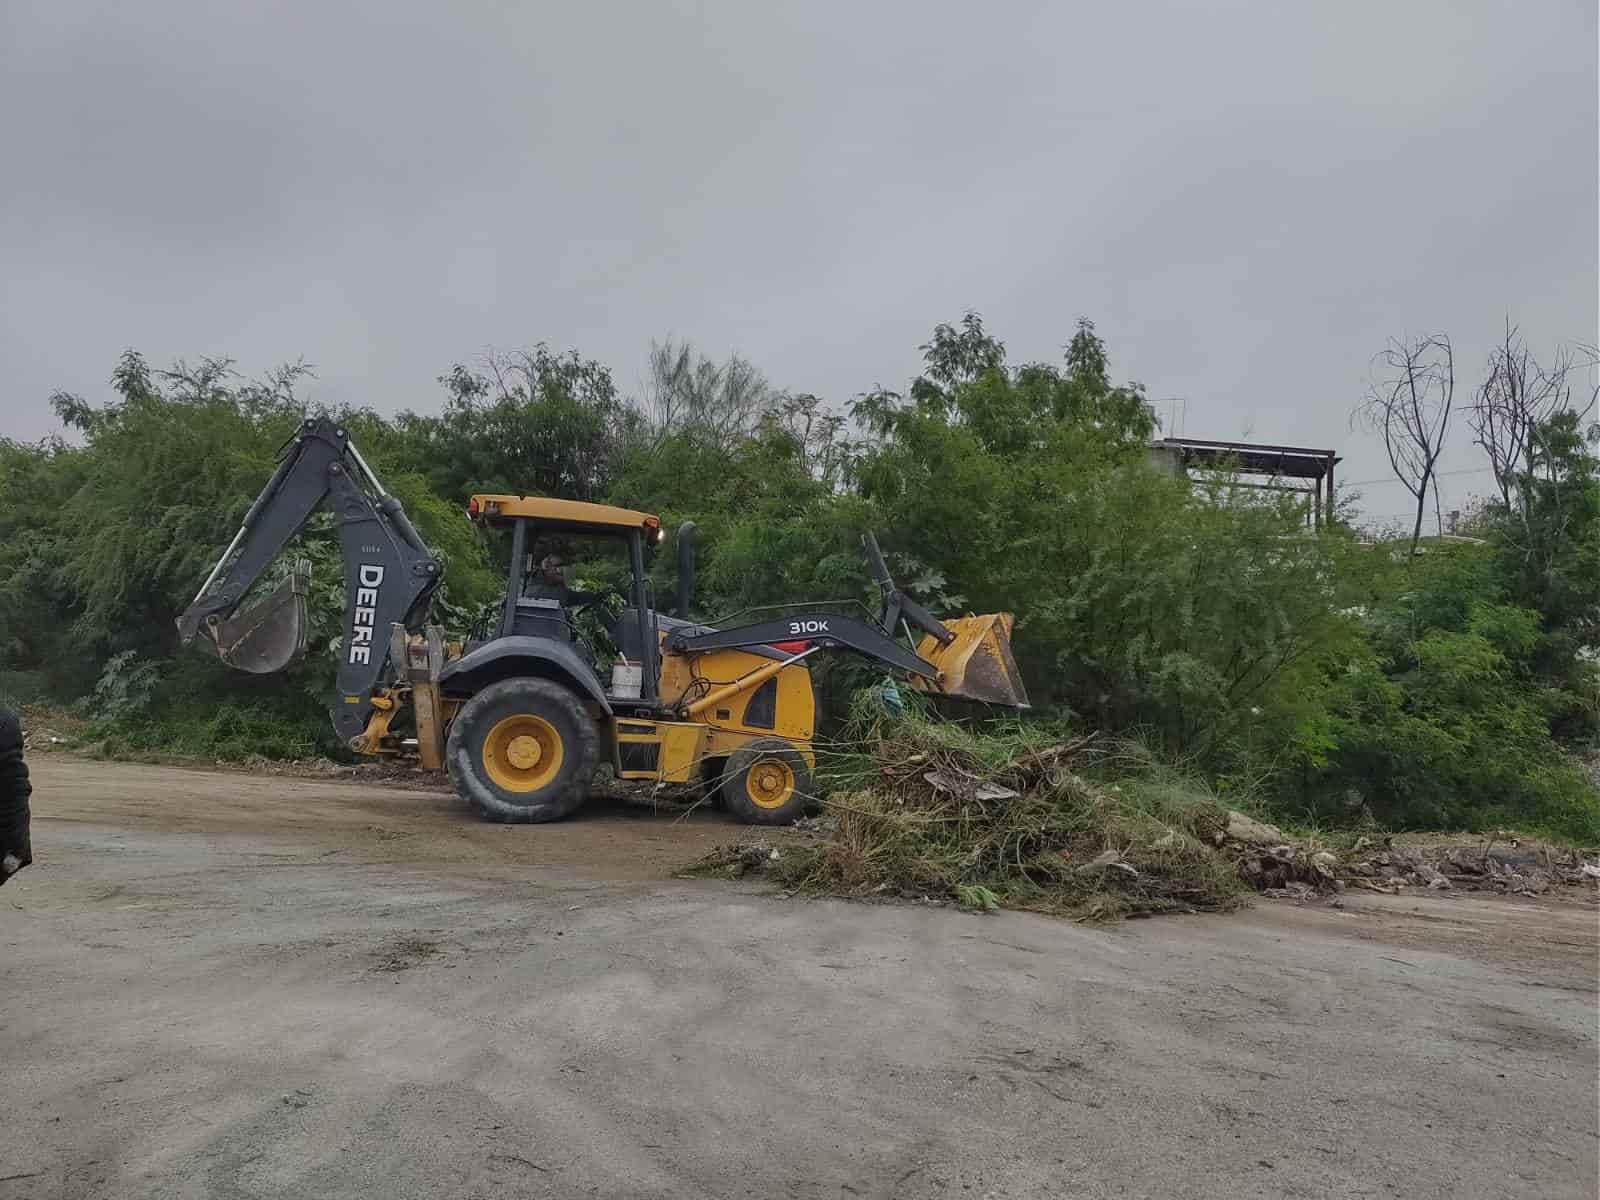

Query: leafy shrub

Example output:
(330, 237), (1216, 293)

(85, 700), (325, 762)
(0, 670), (50, 708)
(85, 651), (163, 722)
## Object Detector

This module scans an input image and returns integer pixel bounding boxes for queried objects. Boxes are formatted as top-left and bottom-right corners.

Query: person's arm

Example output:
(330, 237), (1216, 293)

(0, 707), (32, 884)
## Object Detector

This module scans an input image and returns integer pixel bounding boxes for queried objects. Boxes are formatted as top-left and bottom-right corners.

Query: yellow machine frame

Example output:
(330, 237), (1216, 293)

(608, 642), (818, 781)
(359, 631), (819, 786)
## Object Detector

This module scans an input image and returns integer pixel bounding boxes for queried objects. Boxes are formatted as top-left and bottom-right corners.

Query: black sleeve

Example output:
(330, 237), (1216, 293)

(0, 706), (31, 852)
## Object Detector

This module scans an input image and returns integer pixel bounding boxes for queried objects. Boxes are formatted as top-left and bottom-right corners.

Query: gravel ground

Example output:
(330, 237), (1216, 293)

(2, 756), (1595, 1199)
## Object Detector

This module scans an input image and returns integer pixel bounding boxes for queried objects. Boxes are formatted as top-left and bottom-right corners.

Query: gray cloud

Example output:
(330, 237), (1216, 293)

(3, 0), (1594, 525)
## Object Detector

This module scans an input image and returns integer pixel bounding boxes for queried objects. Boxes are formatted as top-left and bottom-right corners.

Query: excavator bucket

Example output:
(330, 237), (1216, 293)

(197, 561), (310, 674)
(910, 613), (1031, 708)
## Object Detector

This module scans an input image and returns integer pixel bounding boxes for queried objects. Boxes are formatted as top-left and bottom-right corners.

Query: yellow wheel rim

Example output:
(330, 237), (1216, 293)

(746, 758), (796, 810)
(482, 714), (564, 793)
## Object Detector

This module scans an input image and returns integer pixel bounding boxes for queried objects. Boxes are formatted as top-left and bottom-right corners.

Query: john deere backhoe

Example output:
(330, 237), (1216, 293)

(177, 418), (1028, 824)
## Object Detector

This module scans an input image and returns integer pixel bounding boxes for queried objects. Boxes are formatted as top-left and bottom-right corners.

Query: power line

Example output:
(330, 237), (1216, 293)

(1341, 466), (1496, 487)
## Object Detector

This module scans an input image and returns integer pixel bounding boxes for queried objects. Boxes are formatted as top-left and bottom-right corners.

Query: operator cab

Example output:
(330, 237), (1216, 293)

(467, 494), (668, 709)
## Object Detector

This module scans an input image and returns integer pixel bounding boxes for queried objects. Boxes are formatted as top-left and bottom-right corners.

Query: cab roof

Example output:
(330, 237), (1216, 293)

(469, 494), (661, 534)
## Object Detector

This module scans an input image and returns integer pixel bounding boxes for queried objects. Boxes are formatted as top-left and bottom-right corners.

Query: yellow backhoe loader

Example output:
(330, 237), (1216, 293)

(177, 418), (1028, 824)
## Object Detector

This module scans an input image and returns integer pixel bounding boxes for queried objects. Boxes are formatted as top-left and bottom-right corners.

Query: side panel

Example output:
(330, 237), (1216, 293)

(656, 646), (815, 743)
(659, 721), (711, 782)
(658, 643), (815, 772)
(612, 720), (709, 783)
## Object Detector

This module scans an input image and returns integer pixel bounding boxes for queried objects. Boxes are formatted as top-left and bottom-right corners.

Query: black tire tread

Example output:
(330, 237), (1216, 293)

(446, 677), (599, 823)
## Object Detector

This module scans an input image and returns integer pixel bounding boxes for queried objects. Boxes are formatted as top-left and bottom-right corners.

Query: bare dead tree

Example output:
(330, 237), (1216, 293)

(1561, 339), (1600, 453)
(1469, 320), (1595, 513)
(1355, 333), (1455, 555)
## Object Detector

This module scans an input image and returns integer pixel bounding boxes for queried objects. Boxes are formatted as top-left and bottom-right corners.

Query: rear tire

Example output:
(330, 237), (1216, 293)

(721, 738), (812, 826)
(446, 677), (599, 823)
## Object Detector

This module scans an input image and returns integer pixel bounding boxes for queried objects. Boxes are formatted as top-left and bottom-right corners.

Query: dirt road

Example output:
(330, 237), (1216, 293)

(3, 757), (1596, 1199)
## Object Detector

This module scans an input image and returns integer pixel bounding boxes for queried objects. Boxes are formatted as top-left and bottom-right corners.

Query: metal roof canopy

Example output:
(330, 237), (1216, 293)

(470, 494), (661, 533)
(1152, 438), (1339, 480)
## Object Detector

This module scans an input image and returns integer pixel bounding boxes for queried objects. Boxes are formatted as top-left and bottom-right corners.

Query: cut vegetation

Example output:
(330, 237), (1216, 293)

(692, 702), (1255, 919)
(691, 700), (1600, 920)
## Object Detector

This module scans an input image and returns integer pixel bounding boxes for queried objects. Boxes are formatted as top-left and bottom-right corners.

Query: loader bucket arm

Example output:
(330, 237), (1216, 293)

(861, 532), (952, 649)
(664, 612), (938, 680)
(176, 417), (443, 745)
(863, 532), (1030, 708)
(663, 533), (1030, 709)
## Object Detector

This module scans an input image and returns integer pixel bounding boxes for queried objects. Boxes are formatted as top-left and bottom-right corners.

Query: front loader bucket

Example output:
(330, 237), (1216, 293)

(199, 561), (310, 674)
(910, 613), (1031, 708)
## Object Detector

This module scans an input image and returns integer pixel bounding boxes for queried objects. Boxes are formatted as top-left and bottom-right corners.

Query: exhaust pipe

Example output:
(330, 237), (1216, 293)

(674, 521), (697, 619)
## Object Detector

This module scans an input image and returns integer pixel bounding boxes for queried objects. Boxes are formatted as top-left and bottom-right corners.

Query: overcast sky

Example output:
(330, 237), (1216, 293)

(2, 1), (1595, 526)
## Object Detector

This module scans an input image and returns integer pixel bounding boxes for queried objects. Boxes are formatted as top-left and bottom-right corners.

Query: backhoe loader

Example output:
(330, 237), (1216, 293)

(177, 417), (1028, 824)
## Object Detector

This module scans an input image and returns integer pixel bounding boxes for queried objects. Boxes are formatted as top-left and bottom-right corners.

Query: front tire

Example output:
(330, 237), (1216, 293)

(446, 677), (599, 823)
(721, 738), (812, 826)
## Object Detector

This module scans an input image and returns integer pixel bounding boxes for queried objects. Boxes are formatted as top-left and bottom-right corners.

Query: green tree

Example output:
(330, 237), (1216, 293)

(6, 321), (1593, 838)
(396, 345), (640, 501)
(1491, 410), (1600, 699)
(6, 353), (497, 750)
(853, 314), (1167, 703)
(1319, 541), (1597, 839)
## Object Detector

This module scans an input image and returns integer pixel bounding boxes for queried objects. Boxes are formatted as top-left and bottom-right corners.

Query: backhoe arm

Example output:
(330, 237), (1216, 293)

(177, 417), (443, 745)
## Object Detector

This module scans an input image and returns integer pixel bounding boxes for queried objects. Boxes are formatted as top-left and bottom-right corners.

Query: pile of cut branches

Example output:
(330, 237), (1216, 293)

(694, 704), (1255, 920)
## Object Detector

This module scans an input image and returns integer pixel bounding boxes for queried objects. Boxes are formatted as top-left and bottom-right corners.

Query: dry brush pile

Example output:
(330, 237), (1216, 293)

(694, 708), (1272, 920)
